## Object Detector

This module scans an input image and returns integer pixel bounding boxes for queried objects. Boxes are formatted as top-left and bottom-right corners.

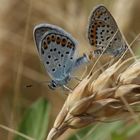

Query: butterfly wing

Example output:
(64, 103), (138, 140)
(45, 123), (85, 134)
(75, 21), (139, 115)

(36, 26), (77, 82)
(87, 5), (127, 57)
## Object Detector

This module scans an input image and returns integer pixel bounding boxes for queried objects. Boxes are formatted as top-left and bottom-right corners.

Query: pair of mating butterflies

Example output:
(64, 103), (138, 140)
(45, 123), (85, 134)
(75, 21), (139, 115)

(33, 5), (127, 90)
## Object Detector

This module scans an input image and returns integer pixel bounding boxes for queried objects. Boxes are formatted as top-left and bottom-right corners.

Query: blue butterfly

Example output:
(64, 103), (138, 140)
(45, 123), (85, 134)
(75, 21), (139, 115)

(33, 23), (89, 90)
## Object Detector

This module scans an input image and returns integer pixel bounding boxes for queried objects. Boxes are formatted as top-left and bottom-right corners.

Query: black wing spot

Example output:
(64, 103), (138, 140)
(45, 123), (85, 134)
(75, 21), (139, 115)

(50, 49), (53, 52)
(54, 48), (57, 51)
(90, 34), (93, 38)
(61, 54), (64, 57)
(92, 24), (94, 28)
(46, 61), (49, 64)
(63, 65), (65, 68)
(111, 31), (114, 34)
(70, 57), (73, 59)
(106, 30), (109, 33)
(106, 37), (110, 40)
(104, 18), (107, 21)
(58, 51), (61, 54)
(54, 58), (58, 61)
(107, 25), (110, 28)
(48, 55), (51, 58)
(90, 29), (93, 33)
(66, 51), (69, 54)
(58, 64), (61, 67)
(114, 38), (117, 41)
(52, 68), (55, 72)
(100, 32), (103, 35)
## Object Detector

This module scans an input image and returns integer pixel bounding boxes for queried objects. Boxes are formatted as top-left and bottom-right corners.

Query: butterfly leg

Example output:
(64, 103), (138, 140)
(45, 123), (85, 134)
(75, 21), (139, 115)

(70, 76), (82, 82)
(62, 85), (73, 93)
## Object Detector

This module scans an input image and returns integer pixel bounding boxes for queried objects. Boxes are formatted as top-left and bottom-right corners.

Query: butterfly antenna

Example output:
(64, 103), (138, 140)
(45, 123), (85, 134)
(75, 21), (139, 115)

(25, 80), (50, 88)
(63, 85), (73, 93)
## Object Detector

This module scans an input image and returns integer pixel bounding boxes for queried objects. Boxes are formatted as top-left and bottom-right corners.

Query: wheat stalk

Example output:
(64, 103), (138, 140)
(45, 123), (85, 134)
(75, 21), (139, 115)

(46, 55), (140, 140)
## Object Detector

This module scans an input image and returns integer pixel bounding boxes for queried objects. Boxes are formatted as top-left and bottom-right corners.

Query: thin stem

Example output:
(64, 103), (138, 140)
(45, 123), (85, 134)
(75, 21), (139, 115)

(8, 0), (33, 140)
(0, 124), (35, 140)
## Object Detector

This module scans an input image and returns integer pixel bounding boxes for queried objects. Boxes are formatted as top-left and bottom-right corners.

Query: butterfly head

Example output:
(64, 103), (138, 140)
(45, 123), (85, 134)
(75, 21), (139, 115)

(48, 75), (71, 90)
(48, 80), (58, 90)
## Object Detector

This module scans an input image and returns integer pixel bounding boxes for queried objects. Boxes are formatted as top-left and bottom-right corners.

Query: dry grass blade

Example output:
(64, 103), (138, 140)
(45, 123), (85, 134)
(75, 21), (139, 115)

(0, 124), (35, 140)
(46, 55), (140, 140)
(8, 0), (33, 140)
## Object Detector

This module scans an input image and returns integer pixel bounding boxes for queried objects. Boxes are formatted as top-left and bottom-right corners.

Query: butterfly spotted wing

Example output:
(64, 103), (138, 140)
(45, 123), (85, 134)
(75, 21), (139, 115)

(34, 24), (78, 85)
(87, 5), (127, 57)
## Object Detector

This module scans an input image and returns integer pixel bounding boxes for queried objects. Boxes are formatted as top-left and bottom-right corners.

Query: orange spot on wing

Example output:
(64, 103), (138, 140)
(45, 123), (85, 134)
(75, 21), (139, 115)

(51, 34), (56, 42)
(67, 41), (73, 48)
(61, 37), (67, 47)
(56, 35), (61, 44)
(43, 41), (48, 49)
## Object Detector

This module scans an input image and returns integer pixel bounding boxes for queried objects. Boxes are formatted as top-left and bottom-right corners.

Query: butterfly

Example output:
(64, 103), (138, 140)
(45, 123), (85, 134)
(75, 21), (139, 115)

(87, 5), (128, 57)
(33, 24), (89, 90)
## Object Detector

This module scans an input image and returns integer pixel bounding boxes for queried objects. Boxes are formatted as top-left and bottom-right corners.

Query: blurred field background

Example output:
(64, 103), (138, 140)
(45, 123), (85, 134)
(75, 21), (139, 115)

(0, 0), (140, 140)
